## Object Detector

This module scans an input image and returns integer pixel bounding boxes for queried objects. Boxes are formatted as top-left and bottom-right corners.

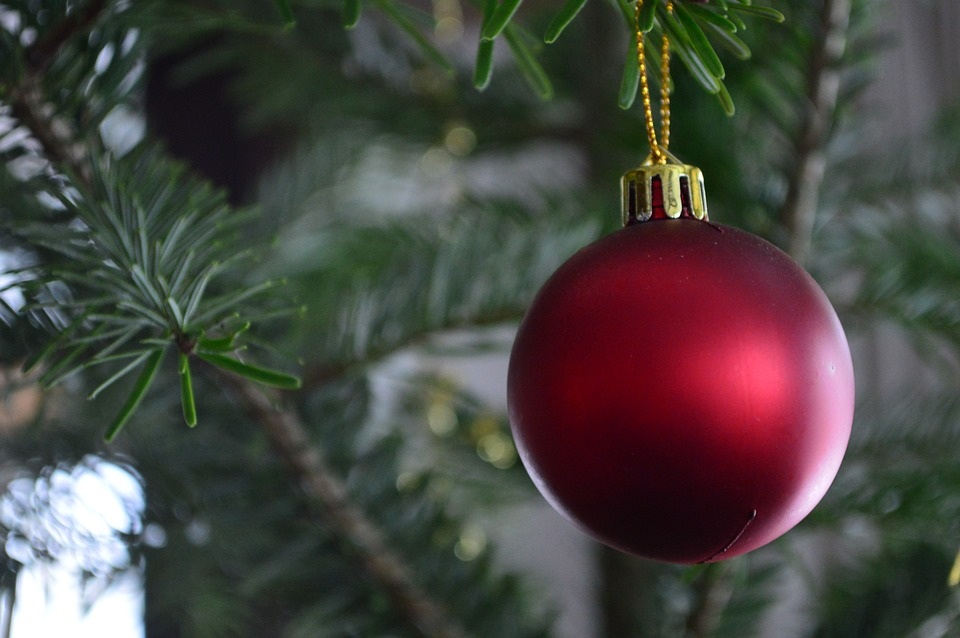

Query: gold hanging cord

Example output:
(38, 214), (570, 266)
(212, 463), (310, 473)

(635, 0), (673, 165)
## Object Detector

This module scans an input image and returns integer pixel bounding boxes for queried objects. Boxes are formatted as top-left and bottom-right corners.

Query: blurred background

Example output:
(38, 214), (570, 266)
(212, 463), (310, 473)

(2, 1), (960, 636)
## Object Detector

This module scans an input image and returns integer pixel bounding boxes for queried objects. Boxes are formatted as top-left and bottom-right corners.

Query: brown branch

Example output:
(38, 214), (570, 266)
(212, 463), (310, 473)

(219, 375), (472, 638)
(781, 0), (852, 265)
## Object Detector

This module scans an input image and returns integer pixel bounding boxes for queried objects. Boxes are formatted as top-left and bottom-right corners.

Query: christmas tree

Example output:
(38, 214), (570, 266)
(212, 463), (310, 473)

(2, 0), (960, 636)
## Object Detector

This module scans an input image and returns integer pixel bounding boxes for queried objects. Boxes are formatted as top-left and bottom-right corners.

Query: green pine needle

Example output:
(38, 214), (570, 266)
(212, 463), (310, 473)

(375, 0), (454, 73)
(618, 40), (640, 110)
(503, 25), (554, 100)
(638, 0), (659, 33)
(674, 3), (725, 80)
(544, 0), (589, 44)
(728, 4), (785, 23)
(704, 20), (752, 60)
(179, 352), (198, 427)
(88, 350), (156, 400)
(344, 0), (362, 28)
(196, 351), (302, 390)
(104, 346), (167, 442)
(481, 0), (525, 40)
(474, 38), (495, 90)
(197, 322), (251, 353)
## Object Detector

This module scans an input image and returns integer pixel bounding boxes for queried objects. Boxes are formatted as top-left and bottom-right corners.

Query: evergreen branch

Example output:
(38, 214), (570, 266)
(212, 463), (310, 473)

(6, 10), (475, 633)
(218, 375), (473, 638)
(1, 16), (312, 472)
(781, 0), (851, 264)
(550, 0), (781, 112)
(280, 202), (598, 390)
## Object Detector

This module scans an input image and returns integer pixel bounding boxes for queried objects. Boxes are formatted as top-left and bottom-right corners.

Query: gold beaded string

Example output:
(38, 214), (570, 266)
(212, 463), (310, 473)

(634, 0), (673, 165)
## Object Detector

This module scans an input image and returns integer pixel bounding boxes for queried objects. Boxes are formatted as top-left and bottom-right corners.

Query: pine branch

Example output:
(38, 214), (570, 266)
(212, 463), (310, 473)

(218, 375), (472, 638)
(781, 0), (852, 264)
(4, 7), (477, 634)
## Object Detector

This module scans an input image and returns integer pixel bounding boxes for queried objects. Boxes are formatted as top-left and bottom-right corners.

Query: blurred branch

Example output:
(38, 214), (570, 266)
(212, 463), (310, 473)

(781, 0), (851, 264)
(301, 308), (521, 390)
(7, 1), (112, 187)
(685, 563), (734, 638)
(8, 74), (92, 184)
(219, 375), (472, 638)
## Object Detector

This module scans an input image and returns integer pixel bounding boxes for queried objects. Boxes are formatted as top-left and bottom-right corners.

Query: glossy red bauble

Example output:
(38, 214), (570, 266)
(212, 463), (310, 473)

(507, 218), (854, 564)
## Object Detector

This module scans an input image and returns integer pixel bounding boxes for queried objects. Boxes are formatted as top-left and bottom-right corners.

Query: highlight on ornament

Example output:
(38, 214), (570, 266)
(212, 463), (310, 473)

(506, 0), (854, 565)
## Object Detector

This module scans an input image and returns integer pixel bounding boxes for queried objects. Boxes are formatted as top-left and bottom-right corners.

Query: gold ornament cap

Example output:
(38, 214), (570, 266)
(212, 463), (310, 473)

(621, 152), (708, 226)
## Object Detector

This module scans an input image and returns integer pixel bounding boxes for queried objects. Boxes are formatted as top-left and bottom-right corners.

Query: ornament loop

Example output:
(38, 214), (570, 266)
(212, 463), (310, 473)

(621, 153), (708, 224)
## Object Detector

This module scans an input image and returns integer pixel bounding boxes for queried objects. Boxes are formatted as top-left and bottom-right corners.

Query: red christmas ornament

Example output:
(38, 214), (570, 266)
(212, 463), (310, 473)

(507, 162), (854, 564)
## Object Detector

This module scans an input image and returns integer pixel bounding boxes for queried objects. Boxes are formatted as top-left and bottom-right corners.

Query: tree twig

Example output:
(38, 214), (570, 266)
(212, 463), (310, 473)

(219, 375), (472, 638)
(685, 563), (735, 638)
(782, 0), (852, 265)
